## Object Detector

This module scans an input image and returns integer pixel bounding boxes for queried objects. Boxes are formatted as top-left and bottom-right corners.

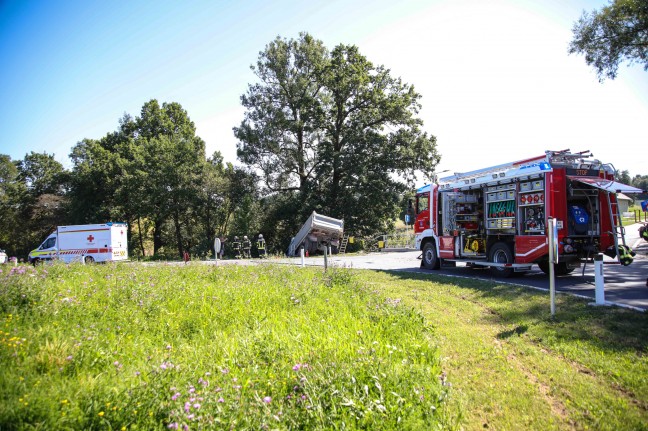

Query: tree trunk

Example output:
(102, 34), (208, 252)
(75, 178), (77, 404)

(137, 216), (146, 257)
(174, 209), (184, 258)
(153, 217), (163, 255)
(330, 131), (343, 214)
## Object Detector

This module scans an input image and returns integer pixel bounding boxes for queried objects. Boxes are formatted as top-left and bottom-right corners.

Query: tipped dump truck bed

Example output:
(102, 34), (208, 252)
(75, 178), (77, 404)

(288, 211), (344, 256)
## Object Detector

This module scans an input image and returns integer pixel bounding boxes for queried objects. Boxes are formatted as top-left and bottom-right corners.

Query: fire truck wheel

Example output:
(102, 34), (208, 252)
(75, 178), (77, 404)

(84, 256), (95, 264)
(538, 261), (574, 276)
(489, 242), (514, 278)
(422, 242), (440, 270)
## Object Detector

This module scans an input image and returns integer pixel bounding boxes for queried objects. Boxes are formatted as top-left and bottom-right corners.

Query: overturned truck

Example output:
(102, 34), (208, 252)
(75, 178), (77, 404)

(288, 211), (344, 256)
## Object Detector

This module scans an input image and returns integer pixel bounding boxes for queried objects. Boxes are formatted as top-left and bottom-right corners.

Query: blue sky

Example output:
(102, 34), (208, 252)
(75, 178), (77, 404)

(1, 0), (646, 179)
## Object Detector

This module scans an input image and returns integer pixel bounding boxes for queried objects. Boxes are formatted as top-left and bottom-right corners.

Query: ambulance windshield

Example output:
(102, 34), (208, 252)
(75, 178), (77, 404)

(41, 237), (56, 249)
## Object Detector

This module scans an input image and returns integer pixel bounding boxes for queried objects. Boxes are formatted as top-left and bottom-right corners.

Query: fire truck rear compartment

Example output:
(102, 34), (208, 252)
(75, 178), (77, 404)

(563, 179), (602, 261)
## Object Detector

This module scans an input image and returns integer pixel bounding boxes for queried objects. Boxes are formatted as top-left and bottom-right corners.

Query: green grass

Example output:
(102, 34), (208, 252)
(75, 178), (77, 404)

(371, 270), (648, 430)
(0, 263), (451, 430)
(2, 263), (647, 430)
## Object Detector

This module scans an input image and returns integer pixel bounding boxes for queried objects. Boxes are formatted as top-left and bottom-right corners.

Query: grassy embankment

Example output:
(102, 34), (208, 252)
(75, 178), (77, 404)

(373, 269), (648, 430)
(1, 262), (647, 430)
(0, 263), (452, 430)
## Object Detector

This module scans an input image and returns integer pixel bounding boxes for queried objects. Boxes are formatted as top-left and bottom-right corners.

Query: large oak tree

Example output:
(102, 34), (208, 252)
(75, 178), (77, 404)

(235, 33), (439, 238)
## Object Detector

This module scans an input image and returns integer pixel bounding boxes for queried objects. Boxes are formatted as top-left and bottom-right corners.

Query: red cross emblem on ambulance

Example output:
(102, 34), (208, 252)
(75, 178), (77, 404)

(87, 235), (95, 242)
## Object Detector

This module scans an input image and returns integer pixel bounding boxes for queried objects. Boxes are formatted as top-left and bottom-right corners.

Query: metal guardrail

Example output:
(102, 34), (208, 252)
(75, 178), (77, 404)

(366, 231), (416, 252)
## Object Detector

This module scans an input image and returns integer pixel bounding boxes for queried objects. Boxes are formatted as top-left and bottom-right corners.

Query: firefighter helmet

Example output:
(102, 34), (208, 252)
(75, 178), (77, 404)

(259, 234), (263, 239)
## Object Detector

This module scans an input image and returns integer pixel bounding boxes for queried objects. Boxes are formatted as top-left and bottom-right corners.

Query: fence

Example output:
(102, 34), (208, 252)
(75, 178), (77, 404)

(632, 209), (648, 223)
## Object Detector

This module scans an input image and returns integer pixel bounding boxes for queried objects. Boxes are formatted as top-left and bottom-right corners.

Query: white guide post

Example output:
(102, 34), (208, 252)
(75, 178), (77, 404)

(547, 217), (558, 317)
(594, 253), (605, 305)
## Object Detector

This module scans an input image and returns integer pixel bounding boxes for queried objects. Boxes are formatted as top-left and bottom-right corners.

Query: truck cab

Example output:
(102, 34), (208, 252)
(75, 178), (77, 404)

(28, 233), (58, 264)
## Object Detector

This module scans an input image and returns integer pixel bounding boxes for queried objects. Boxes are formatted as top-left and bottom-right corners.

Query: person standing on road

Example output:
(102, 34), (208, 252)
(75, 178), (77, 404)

(232, 236), (242, 259)
(219, 236), (226, 259)
(243, 235), (252, 259)
(257, 234), (267, 258)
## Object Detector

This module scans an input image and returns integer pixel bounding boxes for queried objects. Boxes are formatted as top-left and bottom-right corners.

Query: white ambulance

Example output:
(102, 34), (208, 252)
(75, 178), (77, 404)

(28, 222), (128, 264)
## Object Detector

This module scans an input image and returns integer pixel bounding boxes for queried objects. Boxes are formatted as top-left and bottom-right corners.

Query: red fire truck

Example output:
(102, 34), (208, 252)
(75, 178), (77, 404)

(414, 150), (642, 277)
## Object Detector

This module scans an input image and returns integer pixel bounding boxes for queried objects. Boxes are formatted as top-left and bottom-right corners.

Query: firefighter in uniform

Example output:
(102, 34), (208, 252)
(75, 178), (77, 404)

(640, 224), (648, 243)
(243, 235), (252, 259)
(232, 236), (242, 259)
(257, 234), (267, 258)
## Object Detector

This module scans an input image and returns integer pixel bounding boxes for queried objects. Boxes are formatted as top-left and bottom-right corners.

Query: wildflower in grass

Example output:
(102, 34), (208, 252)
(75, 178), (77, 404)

(184, 402), (191, 413)
(166, 345), (172, 350)
(187, 414), (195, 420)
(98, 411), (104, 417)
(193, 403), (201, 409)
(263, 396), (272, 404)
(172, 392), (181, 401)
(167, 423), (178, 430)
(221, 367), (229, 374)
(217, 397), (224, 403)
(66, 355), (73, 361)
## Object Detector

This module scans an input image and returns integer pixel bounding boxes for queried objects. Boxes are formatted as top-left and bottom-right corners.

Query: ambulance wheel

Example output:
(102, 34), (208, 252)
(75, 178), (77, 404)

(84, 256), (94, 264)
(489, 242), (514, 278)
(538, 261), (574, 276)
(422, 242), (440, 270)
(31, 258), (40, 266)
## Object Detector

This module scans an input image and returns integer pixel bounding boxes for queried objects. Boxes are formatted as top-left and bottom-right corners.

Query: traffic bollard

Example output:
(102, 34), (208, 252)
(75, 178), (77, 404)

(594, 254), (605, 305)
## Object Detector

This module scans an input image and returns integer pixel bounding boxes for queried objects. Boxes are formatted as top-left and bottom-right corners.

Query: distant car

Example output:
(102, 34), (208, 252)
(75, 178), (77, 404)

(0, 249), (7, 264)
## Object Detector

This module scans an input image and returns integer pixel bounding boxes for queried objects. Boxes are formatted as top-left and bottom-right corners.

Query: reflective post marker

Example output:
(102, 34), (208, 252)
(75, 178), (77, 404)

(594, 254), (605, 305)
(300, 247), (305, 268)
(547, 217), (558, 317)
(324, 245), (328, 272)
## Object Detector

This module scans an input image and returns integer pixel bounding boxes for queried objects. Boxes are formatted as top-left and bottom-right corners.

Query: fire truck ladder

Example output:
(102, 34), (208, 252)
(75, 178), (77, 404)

(606, 192), (627, 263)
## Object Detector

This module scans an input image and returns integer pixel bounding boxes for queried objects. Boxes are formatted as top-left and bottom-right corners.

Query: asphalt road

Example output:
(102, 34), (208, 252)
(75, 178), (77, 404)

(275, 223), (648, 311)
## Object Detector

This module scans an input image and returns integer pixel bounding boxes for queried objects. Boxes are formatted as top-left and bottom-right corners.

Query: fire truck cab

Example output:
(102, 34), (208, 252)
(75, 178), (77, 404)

(415, 150), (642, 277)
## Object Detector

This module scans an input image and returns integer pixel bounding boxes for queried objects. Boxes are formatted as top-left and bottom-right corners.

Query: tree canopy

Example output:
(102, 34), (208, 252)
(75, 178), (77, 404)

(569, 0), (648, 81)
(235, 33), (439, 238)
